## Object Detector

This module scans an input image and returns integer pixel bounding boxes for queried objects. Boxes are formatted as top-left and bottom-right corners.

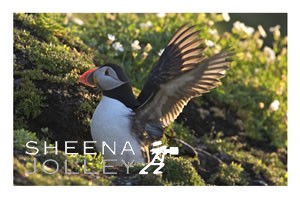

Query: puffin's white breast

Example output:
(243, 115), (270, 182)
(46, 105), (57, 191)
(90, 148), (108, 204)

(91, 96), (145, 164)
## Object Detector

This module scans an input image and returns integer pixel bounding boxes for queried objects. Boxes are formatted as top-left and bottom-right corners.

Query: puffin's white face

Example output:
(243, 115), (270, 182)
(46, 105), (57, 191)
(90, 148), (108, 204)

(94, 66), (126, 90)
(79, 66), (127, 90)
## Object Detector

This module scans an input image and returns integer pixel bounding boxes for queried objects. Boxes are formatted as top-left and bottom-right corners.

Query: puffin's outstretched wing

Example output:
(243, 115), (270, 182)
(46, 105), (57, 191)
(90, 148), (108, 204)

(137, 25), (205, 104)
(135, 25), (232, 135)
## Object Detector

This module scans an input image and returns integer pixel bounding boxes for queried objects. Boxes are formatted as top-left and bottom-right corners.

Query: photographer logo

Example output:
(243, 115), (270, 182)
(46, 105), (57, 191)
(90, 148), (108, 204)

(139, 141), (179, 174)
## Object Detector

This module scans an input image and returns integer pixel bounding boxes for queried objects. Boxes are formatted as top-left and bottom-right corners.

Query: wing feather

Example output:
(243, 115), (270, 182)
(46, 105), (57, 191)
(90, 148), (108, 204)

(135, 25), (232, 136)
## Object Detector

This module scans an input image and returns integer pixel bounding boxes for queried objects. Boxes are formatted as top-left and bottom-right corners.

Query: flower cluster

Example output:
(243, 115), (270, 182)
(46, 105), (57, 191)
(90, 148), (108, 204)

(222, 13), (230, 22)
(257, 25), (267, 38)
(140, 21), (153, 29)
(131, 40), (141, 51)
(233, 21), (255, 36)
(270, 25), (281, 39)
(263, 46), (276, 63)
(269, 100), (280, 112)
(112, 42), (124, 52)
(205, 40), (214, 47)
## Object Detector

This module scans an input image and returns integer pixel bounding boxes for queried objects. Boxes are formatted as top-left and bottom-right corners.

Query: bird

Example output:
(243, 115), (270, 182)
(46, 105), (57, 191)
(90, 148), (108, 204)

(79, 24), (232, 165)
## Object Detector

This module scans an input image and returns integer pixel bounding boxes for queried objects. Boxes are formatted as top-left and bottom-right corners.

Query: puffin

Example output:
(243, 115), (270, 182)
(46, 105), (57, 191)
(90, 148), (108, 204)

(79, 25), (231, 164)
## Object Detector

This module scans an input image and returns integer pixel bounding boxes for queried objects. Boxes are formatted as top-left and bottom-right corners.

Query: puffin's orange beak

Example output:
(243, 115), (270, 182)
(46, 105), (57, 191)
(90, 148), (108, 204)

(79, 68), (97, 87)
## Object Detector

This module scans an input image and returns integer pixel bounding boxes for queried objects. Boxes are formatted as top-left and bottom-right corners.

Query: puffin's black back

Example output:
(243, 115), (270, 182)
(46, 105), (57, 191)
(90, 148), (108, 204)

(101, 63), (140, 109)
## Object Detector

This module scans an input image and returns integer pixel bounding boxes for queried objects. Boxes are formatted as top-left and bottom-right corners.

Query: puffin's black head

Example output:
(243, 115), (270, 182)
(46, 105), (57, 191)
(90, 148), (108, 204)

(79, 64), (129, 90)
(79, 64), (140, 109)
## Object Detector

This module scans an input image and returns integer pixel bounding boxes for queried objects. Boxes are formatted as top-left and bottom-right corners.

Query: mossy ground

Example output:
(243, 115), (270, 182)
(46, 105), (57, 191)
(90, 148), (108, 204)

(13, 13), (287, 185)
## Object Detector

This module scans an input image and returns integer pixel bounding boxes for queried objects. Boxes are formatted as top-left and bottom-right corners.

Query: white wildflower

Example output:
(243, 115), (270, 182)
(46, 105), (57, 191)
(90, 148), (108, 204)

(208, 20), (214, 26)
(256, 39), (263, 48)
(222, 13), (230, 22)
(144, 43), (152, 52)
(269, 25), (281, 32)
(205, 40), (214, 47)
(158, 49), (164, 56)
(72, 17), (84, 25)
(107, 34), (116, 42)
(140, 21), (153, 29)
(258, 25), (267, 38)
(245, 52), (253, 61)
(66, 14), (84, 25)
(269, 25), (281, 38)
(259, 102), (264, 109)
(269, 100), (280, 112)
(244, 27), (254, 36)
(157, 13), (166, 18)
(213, 44), (222, 54)
(233, 21), (254, 36)
(208, 28), (218, 35)
(264, 46), (276, 62)
(131, 40), (141, 51)
(142, 52), (148, 59)
(112, 42), (124, 52)
(233, 21), (242, 30)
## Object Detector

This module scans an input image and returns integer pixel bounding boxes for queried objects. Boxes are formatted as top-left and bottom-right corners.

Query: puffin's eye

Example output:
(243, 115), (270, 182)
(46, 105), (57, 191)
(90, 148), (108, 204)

(104, 69), (109, 76)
